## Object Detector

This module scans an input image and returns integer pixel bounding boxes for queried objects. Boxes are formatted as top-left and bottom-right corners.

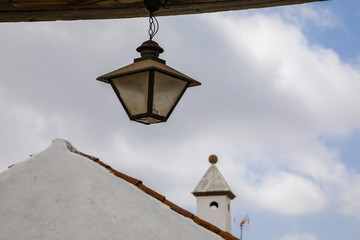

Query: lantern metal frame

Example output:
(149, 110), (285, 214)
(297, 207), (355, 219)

(97, 40), (200, 125)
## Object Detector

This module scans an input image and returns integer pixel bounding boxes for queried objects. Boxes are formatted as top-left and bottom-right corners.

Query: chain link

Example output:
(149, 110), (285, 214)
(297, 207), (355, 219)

(148, 14), (159, 40)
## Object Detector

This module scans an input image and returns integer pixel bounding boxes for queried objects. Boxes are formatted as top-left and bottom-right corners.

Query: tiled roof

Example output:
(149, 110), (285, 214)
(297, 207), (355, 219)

(70, 149), (239, 240)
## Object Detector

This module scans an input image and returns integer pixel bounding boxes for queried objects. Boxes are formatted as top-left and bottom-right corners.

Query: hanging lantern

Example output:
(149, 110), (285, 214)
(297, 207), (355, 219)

(97, 40), (200, 124)
(97, 1), (200, 125)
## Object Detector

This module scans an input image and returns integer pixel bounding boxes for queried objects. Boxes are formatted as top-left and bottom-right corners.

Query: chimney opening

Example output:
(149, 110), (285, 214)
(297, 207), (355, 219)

(210, 201), (219, 210)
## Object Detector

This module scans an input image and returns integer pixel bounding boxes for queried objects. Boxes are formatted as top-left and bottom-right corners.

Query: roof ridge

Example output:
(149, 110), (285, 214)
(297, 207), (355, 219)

(72, 150), (239, 240)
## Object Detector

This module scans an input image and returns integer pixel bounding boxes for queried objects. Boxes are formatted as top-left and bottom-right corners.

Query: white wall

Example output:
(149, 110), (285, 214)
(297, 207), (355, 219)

(196, 195), (231, 232)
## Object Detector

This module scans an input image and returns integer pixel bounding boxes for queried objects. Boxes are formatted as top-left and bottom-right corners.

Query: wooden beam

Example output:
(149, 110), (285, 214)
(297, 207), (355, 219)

(0, 0), (326, 22)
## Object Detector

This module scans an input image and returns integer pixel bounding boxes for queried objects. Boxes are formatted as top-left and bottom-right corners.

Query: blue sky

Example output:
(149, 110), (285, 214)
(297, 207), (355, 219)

(0, 1), (359, 240)
(322, 131), (360, 172)
(302, 0), (360, 63)
(303, 0), (360, 174)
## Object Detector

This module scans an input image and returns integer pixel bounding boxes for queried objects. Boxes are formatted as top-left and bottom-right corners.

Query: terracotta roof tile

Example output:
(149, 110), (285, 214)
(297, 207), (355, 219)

(218, 231), (240, 240)
(193, 216), (222, 234)
(163, 199), (194, 219)
(137, 183), (166, 202)
(111, 169), (142, 186)
(74, 150), (239, 240)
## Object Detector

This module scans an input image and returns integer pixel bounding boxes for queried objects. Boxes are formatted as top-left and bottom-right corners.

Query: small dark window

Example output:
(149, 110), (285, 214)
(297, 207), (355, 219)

(228, 204), (230, 211)
(210, 201), (219, 210)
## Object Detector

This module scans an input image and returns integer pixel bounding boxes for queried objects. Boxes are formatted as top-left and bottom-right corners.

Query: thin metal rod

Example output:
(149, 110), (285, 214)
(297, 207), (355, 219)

(240, 223), (243, 240)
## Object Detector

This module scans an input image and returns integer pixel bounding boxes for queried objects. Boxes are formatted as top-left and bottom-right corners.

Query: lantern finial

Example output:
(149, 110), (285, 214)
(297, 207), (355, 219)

(135, 40), (165, 63)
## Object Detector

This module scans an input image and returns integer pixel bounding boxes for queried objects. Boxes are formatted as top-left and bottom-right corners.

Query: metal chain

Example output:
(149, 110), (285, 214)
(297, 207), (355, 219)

(148, 13), (159, 40)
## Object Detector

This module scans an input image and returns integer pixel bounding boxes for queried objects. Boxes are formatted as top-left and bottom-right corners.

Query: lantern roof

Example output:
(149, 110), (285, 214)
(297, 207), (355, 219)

(0, 0), (326, 23)
(97, 58), (200, 87)
(193, 156), (236, 199)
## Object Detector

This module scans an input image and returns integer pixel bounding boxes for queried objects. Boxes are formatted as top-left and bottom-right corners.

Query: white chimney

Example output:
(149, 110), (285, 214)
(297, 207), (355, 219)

(192, 155), (236, 232)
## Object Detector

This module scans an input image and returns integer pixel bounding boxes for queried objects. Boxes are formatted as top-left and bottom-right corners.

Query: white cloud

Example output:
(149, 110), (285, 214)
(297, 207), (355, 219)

(279, 232), (318, 240)
(241, 171), (327, 215)
(0, 89), (67, 169)
(197, 12), (360, 217)
(281, 5), (341, 28)
(1, 5), (360, 224)
(205, 12), (360, 136)
(331, 172), (360, 219)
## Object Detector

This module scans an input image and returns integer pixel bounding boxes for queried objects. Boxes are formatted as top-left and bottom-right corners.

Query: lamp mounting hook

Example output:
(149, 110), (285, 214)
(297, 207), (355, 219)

(143, 0), (165, 14)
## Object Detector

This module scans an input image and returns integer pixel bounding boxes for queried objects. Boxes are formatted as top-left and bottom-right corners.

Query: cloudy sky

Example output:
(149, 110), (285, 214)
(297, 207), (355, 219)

(1, 0), (359, 239)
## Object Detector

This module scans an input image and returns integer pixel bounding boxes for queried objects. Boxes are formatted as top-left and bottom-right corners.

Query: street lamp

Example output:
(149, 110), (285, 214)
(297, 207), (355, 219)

(97, 0), (201, 125)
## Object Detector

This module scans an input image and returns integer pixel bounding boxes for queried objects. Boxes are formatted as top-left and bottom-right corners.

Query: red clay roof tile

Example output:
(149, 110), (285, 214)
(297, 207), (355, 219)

(218, 231), (240, 240)
(163, 199), (194, 219)
(137, 183), (166, 202)
(111, 169), (142, 186)
(193, 216), (222, 234)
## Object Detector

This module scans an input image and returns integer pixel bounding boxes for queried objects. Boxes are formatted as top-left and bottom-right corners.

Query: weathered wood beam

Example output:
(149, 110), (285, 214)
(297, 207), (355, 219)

(0, 0), (326, 22)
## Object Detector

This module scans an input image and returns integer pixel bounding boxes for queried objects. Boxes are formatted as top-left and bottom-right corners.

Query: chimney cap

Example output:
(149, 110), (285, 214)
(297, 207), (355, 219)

(209, 155), (218, 164)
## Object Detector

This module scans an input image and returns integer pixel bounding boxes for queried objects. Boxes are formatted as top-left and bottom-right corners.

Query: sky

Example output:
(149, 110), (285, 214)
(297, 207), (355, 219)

(0, 0), (359, 240)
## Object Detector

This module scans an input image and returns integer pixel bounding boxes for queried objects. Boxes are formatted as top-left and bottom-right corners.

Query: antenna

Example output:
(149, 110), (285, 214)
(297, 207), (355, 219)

(239, 215), (250, 240)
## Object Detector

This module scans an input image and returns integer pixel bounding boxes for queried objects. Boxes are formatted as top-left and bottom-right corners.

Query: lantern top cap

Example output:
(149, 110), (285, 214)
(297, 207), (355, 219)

(136, 40), (164, 61)
(136, 40), (163, 53)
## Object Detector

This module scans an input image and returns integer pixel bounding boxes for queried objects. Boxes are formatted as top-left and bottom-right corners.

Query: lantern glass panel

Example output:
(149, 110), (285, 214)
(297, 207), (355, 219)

(112, 71), (149, 115)
(153, 71), (187, 117)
